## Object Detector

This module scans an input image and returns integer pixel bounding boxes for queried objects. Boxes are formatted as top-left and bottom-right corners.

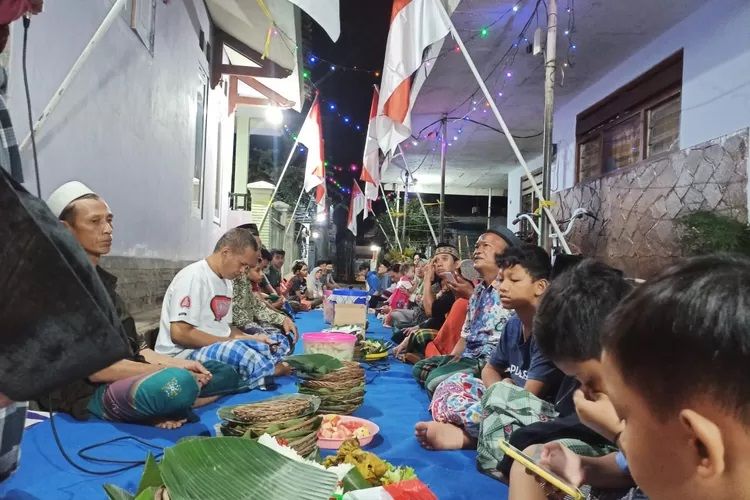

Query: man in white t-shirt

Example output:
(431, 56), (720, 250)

(155, 228), (290, 390)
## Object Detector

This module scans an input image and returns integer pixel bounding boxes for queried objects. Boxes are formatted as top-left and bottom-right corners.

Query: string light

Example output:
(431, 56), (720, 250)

(480, 27), (489, 39)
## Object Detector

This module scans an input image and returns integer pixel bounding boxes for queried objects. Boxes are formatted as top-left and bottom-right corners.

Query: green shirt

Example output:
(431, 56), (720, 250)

(265, 266), (282, 288)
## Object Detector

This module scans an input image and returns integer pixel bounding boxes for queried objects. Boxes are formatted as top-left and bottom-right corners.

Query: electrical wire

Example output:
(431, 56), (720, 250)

(48, 396), (165, 475)
(22, 16), (41, 198)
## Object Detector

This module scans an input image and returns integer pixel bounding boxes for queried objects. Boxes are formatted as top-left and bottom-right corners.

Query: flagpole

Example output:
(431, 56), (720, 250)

(432, 0), (571, 254)
(396, 144), (437, 245)
(259, 94), (319, 231)
(283, 186), (306, 239)
(376, 220), (394, 248)
(379, 183), (403, 252)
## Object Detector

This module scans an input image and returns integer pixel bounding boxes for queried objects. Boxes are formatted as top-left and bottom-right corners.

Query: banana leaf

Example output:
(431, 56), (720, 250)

(284, 354), (343, 375)
(135, 487), (159, 500)
(158, 437), (338, 500)
(342, 468), (371, 492)
(136, 453), (163, 495)
(104, 484), (134, 500)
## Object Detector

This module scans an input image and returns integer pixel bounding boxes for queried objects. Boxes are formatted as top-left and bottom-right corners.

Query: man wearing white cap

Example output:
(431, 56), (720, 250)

(41, 182), (244, 429)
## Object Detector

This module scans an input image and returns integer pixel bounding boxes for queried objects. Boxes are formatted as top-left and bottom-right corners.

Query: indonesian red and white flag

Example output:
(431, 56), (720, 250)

(347, 181), (367, 236)
(376, 0), (461, 156)
(298, 96), (326, 205)
(361, 86), (381, 209)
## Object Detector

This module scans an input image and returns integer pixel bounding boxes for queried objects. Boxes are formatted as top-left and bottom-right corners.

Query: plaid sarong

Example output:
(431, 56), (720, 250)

(405, 328), (437, 358)
(476, 381), (614, 478)
(0, 402), (27, 482)
(188, 336), (285, 391)
(0, 92), (23, 183)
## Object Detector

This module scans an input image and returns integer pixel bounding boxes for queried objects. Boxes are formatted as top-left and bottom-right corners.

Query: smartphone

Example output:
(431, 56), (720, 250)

(498, 440), (585, 500)
(440, 272), (456, 283)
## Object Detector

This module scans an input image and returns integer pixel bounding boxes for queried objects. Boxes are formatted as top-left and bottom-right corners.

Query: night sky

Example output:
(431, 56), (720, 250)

(280, 2), (506, 247)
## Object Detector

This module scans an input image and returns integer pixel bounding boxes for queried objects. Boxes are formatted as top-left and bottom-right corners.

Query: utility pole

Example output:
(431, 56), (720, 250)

(539, 0), (558, 250)
(438, 115), (448, 241)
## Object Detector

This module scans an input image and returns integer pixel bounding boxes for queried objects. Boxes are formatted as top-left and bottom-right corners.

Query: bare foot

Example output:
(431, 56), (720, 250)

(192, 395), (219, 408)
(154, 418), (187, 430)
(274, 362), (293, 376)
(414, 421), (476, 450)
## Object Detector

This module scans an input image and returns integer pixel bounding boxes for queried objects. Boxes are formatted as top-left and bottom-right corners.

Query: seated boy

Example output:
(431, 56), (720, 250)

(232, 252), (297, 346)
(415, 245), (562, 453)
(501, 259), (636, 495)
(596, 254), (750, 500)
(155, 228), (291, 391)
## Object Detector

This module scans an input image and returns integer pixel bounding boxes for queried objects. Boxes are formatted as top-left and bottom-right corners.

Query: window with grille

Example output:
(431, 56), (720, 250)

(576, 51), (683, 184)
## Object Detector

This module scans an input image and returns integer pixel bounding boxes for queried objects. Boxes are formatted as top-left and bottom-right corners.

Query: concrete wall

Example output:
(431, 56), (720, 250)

(552, 129), (748, 278)
(8, 0), (236, 262)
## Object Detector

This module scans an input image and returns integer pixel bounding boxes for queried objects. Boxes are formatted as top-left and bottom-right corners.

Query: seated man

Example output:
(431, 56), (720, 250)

(155, 228), (291, 391)
(323, 260), (339, 290)
(366, 262), (390, 308)
(265, 249), (286, 293)
(411, 231), (514, 389)
(415, 245), (561, 452)
(40, 182), (243, 429)
(394, 245), (459, 353)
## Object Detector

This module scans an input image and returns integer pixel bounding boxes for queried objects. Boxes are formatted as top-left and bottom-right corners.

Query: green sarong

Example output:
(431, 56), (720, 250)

(412, 355), (483, 396)
(476, 381), (615, 478)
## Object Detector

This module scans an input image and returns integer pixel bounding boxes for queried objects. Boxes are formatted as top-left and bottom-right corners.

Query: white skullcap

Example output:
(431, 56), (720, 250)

(46, 181), (96, 218)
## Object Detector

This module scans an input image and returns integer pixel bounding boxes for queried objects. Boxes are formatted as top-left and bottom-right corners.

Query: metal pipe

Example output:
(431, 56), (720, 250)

(380, 183), (403, 252)
(283, 186), (306, 238)
(539, 0), (558, 250)
(259, 95), (319, 230)
(439, 115), (447, 241)
(415, 190), (438, 245)
(396, 144), (437, 245)
(402, 173), (409, 245)
(20, 0), (128, 151)
(487, 187), (492, 230)
(433, 0), (571, 254)
(394, 182), (400, 237)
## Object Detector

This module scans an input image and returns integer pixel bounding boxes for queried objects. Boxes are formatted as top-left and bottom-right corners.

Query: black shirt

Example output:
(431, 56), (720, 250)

(420, 287), (455, 330)
(287, 275), (307, 298)
(37, 267), (142, 419)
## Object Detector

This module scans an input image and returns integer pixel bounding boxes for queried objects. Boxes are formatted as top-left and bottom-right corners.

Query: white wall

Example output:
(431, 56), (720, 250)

(552, 0), (750, 191)
(8, 0), (236, 261)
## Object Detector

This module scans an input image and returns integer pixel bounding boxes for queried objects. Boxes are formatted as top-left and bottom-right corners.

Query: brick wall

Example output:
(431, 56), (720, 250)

(99, 256), (193, 313)
(552, 128), (749, 278)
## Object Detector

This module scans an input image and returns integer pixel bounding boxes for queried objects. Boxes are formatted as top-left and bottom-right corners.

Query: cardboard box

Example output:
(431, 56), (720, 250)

(333, 303), (367, 327)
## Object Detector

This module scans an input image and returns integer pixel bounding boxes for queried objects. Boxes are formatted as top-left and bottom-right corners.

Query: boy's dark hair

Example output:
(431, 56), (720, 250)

(535, 259), (631, 362)
(270, 249), (285, 258)
(235, 223), (259, 236)
(260, 247), (272, 261)
(316, 259), (326, 267)
(292, 261), (307, 273)
(602, 254), (750, 423)
(497, 244), (551, 281)
(390, 263), (401, 273)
